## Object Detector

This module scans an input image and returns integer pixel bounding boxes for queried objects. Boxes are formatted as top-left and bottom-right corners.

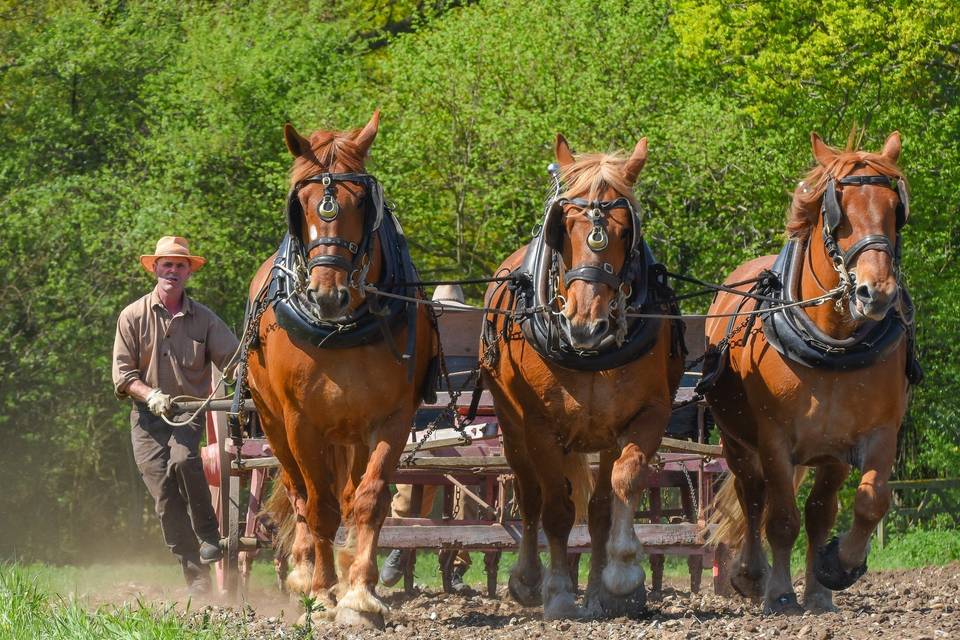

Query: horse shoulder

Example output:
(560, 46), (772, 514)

(249, 253), (278, 300)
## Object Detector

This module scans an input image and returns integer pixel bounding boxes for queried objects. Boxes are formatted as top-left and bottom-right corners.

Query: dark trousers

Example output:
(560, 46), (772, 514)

(131, 407), (219, 578)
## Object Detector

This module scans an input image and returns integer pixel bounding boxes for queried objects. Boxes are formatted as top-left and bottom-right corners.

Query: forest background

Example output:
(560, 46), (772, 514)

(1, 0), (957, 561)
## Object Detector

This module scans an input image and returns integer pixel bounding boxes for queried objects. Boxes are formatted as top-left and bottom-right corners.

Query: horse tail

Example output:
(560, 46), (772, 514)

(262, 477), (295, 557)
(707, 473), (745, 547)
(564, 453), (594, 524)
(707, 466), (811, 548)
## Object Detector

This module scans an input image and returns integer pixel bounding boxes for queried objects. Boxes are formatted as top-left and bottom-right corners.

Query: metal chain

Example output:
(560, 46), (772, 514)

(401, 309), (479, 466)
(680, 463), (700, 523)
(229, 289), (273, 435)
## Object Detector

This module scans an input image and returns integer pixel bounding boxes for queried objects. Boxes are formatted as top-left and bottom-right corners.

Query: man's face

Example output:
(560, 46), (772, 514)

(153, 257), (192, 295)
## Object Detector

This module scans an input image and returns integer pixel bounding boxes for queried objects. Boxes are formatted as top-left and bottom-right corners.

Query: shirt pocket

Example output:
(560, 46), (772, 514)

(182, 334), (207, 371)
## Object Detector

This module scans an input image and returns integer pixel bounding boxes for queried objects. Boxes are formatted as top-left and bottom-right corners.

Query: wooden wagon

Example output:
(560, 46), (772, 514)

(180, 306), (728, 599)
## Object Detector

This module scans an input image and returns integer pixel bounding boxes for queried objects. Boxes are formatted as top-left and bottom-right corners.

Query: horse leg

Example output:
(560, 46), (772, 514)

(584, 450), (615, 617)
(501, 425), (544, 607)
(300, 455), (341, 621)
(536, 445), (582, 620)
(723, 438), (769, 601)
(334, 444), (361, 597)
(759, 441), (803, 615)
(814, 429), (895, 592)
(596, 408), (668, 618)
(335, 413), (410, 630)
(280, 476), (317, 597)
(803, 462), (850, 613)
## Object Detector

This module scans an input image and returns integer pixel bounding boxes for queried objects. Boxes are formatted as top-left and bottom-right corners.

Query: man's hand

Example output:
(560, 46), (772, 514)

(146, 388), (173, 416)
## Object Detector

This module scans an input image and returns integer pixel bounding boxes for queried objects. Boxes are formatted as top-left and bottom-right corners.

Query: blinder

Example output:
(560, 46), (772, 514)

(284, 171), (387, 275)
(545, 196), (641, 253)
(822, 174), (909, 236)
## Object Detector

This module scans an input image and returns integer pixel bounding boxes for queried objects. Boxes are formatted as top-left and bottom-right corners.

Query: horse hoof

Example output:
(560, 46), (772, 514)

(543, 593), (584, 621)
(803, 591), (838, 614)
(763, 592), (803, 616)
(814, 537), (867, 591)
(335, 607), (385, 630)
(508, 573), (543, 607)
(730, 572), (765, 601)
(585, 585), (646, 619)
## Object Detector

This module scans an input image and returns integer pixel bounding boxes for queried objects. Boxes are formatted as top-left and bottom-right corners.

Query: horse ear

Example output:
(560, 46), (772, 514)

(811, 132), (837, 167)
(354, 109), (381, 156)
(284, 123), (310, 158)
(881, 131), (902, 162)
(623, 137), (648, 185)
(555, 134), (575, 168)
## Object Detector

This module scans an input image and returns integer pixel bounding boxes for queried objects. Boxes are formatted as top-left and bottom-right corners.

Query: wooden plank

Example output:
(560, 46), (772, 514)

(660, 437), (723, 457)
(232, 456), (279, 471)
(335, 522), (714, 550)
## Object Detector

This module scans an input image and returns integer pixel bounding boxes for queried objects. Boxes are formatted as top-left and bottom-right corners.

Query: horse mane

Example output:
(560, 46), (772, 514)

(559, 151), (638, 206)
(787, 148), (906, 240)
(289, 128), (366, 186)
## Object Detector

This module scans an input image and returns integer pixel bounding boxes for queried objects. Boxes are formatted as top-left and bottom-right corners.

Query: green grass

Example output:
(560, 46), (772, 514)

(0, 564), (235, 639)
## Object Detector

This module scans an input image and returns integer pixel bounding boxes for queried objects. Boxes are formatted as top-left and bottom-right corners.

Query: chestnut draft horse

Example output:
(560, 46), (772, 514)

(246, 111), (434, 629)
(481, 135), (684, 620)
(705, 132), (919, 614)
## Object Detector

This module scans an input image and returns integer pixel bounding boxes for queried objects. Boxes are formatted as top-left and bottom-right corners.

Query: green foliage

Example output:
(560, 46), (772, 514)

(1, 0), (958, 562)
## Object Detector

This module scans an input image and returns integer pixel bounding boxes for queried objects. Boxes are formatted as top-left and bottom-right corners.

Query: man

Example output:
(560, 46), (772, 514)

(112, 236), (239, 594)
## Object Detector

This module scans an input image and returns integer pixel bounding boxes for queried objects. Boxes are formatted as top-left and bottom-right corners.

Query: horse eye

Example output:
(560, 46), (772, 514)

(619, 229), (630, 240)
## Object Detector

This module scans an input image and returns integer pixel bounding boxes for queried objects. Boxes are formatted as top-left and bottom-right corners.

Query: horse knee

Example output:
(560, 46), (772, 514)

(352, 480), (389, 526)
(610, 445), (646, 498)
(765, 509), (800, 548)
(854, 482), (890, 525)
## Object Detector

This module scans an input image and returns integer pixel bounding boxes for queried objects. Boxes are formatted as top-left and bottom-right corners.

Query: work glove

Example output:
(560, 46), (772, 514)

(146, 388), (174, 416)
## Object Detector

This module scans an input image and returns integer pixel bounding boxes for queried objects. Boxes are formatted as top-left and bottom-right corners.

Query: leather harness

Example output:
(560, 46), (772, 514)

(698, 172), (921, 392)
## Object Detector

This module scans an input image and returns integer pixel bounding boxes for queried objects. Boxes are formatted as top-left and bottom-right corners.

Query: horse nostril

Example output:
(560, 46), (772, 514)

(337, 288), (350, 308)
(593, 319), (609, 338)
(856, 284), (872, 302)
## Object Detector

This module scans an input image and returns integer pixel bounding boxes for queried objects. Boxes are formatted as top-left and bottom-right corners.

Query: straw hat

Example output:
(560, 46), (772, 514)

(139, 236), (207, 273)
(431, 284), (469, 308)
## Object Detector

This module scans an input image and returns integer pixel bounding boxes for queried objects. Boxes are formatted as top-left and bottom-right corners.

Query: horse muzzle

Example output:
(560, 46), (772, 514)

(850, 281), (898, 322)
(306, 284), (352, 320)
(559, 314), (610, 351)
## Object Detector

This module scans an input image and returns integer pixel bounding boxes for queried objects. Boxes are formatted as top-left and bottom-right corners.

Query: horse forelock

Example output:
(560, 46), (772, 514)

(787, 150), (906, 240)
(289, 129), (366, 186)
(559, 152), (638, 206)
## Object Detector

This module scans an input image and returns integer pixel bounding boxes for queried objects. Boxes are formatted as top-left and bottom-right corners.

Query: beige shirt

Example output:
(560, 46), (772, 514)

(112, 288), (239, 399)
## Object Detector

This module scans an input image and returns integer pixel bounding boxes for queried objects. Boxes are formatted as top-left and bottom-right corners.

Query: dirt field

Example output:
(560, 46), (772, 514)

(172, 563), (960, 639)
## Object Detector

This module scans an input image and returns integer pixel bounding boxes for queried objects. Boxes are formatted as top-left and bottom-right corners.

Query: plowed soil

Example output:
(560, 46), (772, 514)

(173, 563), (959, 639)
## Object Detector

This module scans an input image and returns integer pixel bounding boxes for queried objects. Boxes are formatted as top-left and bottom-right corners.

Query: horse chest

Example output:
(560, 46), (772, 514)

(526, 372), (651, 447)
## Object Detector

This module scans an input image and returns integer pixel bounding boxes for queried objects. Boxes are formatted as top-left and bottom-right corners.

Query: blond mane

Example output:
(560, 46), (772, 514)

(289, 127), (366, 186)
(559, 151), (638, 206)
(788, 149), (905, 240)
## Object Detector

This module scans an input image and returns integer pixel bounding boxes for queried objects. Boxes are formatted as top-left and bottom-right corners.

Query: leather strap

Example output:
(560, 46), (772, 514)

(563, 263), (620, 289)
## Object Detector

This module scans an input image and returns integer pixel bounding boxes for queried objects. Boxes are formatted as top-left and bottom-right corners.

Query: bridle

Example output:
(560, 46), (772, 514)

(818, 173), (909, 298)
(285, 171), (386, 282)
(551, 196), (640, 291)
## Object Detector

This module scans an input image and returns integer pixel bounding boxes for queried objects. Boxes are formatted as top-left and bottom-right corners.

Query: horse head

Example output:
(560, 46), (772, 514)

(283, 110), (382, 320)
(549, 134), (647, 350)
(807, 131), (908, 322)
